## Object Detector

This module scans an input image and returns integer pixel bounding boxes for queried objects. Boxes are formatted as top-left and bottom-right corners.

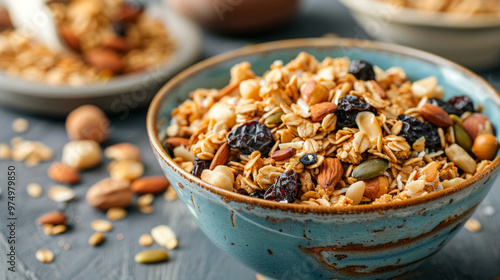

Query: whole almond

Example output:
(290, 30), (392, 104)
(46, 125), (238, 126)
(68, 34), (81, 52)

(363, 176), (389, 200)
(462, 113), (494, 140)
(271, 147), (296, 161)
(84, 49), (124, 73)
(418, 103), (453, 127)
(301, 81), (329, 106)
(59, 26), (81, 52)
(369, 80), (387, 99)
(104, 143), (141, 162)
(318, 158), (343, 189)
(310, 102), (338, 122)
(100, 35), (131, 52)
(131, 176), (170, 194)
(209, 143), (230, 170)
(86, 178), (133, 210)
(163, 137), (190, 148)
(48, 162), (80, 184)
(37, 211), (67, 225)
(66, 105), (109, 143)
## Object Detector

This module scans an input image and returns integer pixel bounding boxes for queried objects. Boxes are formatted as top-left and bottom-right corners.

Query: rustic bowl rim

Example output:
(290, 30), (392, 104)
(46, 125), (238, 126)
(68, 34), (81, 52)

(147, 37), (500, 214)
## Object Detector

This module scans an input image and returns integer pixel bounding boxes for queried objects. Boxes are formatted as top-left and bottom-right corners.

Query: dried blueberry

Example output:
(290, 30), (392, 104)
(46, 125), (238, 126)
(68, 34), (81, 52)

(299, 153), (317, 166)
(428, 98), (457, 116)
(111, 20), (127, 37)
(349, 60), (375, 81)
(448, 96), (474, 116)
(264, 170), (301, 203)
(191, 157), (211, 178)
(227, 121), (274, 155)
(397, 114), (441, 151)
(335, 95), (376, 128)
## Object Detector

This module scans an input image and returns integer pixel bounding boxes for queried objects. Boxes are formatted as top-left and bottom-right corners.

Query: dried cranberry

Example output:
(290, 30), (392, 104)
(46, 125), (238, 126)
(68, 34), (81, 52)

(264, 170), (301, 203)
(227, 121), (274, 155)
(448, 96), (474, 116)
(335, 95), (376, 128)
(349, 60), (375, 81)
(191, 157), (211, 177)
(428, 98), (457, 116)
(397, 114), (441, 151)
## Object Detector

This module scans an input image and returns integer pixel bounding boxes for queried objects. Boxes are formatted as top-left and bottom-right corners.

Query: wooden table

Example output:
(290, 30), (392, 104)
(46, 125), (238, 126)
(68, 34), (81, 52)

(1, 1), (500, 279)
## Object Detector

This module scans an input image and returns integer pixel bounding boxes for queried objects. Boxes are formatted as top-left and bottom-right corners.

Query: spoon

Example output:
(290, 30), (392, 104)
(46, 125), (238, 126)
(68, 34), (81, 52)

(3, 0), (70, 52)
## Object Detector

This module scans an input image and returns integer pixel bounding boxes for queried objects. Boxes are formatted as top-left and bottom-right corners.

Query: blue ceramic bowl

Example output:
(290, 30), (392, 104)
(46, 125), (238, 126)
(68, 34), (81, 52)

(147, 38), (500, 279)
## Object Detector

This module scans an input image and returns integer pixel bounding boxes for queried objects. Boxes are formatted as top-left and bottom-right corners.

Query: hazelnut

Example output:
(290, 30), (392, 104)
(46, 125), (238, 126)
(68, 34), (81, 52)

(472, 134), (499, 160)
(66, 105), (109, 143)
(462, 113), (494, 140)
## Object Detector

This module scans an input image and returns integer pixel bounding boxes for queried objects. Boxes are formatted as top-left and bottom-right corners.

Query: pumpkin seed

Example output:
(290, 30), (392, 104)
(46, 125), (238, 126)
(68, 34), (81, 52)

(454, 124), (472, 152)
(352, 158), (389, 180)
(450, 114), (462, 125)
(264, 112), (284, 126)
(134, 250), (169, 264)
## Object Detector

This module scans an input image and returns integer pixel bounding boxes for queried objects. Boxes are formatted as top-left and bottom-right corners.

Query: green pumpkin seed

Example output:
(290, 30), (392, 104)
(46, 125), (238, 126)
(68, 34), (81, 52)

(134, 250), (169, 264)
(450, 114), (462, 125)
(352, 158), (389, 180)
(454, 123), (472, 152)
(265, 112), (284, 126)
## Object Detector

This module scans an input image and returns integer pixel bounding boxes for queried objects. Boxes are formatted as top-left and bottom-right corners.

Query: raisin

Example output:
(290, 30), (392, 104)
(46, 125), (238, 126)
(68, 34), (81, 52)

(397, 114), (441, 151)
(335, 95), (376, 128)
(448, 96), (474, 116)
(227, 121), (274, 155)
(428, 98), (457, 116)
(299, 153), (317, 166)
(264, 170), (302, 203)
(349, 59), (375, 81)
(191, 157), (211, 178)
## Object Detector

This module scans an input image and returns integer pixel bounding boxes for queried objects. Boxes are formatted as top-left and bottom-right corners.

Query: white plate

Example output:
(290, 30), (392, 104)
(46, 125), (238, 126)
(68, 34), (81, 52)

(0, 6), (202, 116)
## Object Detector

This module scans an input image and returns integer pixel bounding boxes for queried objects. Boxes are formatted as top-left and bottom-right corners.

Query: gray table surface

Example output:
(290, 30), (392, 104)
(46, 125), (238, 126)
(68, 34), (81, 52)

(1, 1), (500, 279)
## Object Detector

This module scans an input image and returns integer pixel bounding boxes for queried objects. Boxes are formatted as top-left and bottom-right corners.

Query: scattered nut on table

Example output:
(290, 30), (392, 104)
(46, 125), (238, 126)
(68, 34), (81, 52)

(86, 178), (133, 210)
(62, 140), (102, 170)
(65, 105), (109, 143)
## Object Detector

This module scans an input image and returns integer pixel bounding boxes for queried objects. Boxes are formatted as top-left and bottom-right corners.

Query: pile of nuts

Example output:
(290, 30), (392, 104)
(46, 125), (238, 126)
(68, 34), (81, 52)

(1, 104), (179, 264)
(0, 0), (175, 86)
(164, 53), (499, 207)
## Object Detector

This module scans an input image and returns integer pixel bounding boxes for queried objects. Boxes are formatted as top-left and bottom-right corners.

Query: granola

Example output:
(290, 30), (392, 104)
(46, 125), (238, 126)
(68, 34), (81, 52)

(378, 0), (500, 14)
(0, 0), (175, 86)
(163, 52), (498, 206)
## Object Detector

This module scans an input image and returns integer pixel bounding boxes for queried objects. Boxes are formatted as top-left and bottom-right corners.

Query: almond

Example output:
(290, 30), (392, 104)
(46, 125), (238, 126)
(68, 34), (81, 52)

(37, 211), (67, 225)
(163, 137), (190, 148)
(462, 113), (494, 140)
(47, 162), (80, 184)
(59, 26), (81, 52)
(131, 176), (170, 194)
(270, 147), (296, 161)
(310, 102), (337, 122)
(86, 178), (133, 210)
(66, 105), (109, 143)
(418, 103), (453, 127)
(363, 176), (389, 200)
(84, 49), (124, 74)
(317, 158), (343, 189)
(301, 81), (329, 106)
(100, 35), (132, 52)
(209, 143), (230, 170)
(370, 80), (387, 99)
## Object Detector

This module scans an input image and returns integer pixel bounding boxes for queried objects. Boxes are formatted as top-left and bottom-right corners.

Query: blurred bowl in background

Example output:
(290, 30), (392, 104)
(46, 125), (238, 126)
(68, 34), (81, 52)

(339, 0), (500, 70)
(167, 0), (299, 34)
(0, 6), (201, 117)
